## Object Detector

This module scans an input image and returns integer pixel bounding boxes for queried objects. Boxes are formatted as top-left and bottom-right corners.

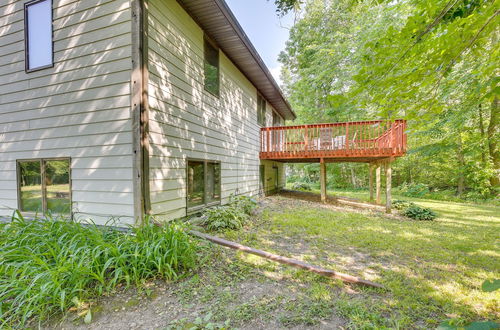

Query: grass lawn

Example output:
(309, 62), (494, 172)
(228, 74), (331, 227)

(28, 190), (499, 329)
(218, 191), (500, 328)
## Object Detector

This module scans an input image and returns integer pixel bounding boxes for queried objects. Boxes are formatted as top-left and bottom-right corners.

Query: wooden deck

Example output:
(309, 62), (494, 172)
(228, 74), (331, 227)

(260, 120), (407, 162)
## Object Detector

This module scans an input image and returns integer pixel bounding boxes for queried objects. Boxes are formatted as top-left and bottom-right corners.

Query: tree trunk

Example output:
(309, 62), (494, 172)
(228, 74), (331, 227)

(478, 103), (486, 164)
(488, 96), (499, 188)
(457, 134), (465, 196)
(350, 166), (357, 188)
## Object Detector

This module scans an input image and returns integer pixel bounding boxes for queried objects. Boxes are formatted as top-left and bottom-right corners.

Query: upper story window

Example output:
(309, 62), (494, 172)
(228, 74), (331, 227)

(257, 94), (266, 126)
(272, 111), (283, 126)
(204, 37), (219, 96)
(25, 0), (53, 72)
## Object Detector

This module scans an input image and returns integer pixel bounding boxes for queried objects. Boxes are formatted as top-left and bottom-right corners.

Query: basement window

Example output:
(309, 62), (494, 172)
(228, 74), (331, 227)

(187, 160), (221, 210)
(17, 158), (71, 215)
(257, 94), (266, 126)
(25, 0), (53, 72)
(204, 38), (220, 96)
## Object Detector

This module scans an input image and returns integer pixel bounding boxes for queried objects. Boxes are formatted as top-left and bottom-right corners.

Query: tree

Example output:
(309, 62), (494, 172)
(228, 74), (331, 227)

(279, 0), (499, 197)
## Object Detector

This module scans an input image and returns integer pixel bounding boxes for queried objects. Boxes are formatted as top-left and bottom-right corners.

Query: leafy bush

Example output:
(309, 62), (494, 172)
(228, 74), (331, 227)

(392, 200), (414, 210)
(292, 181), (312, 191)
(200, 195), (258, 232)
(399, 182), (430, 198)
(201, 204), (248, 231)
(0, 212), (197, 327)
(402, 204), (437, 221)
(230, 194), (258, 215)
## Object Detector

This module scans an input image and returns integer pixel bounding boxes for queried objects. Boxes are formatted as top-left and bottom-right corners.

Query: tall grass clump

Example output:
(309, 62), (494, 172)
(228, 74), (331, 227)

(0, 212), (198, 327)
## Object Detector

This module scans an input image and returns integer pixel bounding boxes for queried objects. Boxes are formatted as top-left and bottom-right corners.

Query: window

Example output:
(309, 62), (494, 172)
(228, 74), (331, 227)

(204, 38), (219, 96)
(25, 0), (53, 72)
(272, 111), (283, 126)
(257, 94), (266, 126)
(187, 160), (221, 209)
(18, 158), (71, 215)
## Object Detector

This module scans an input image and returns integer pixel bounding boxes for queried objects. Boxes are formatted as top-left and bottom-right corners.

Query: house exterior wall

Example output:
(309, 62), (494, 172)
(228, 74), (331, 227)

(0, 0), (136, 225)
(147, 0), (284, 221)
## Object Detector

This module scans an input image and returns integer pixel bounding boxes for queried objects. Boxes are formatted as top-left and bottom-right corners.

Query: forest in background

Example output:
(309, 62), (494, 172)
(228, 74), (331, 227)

(276, 0), (499, 200)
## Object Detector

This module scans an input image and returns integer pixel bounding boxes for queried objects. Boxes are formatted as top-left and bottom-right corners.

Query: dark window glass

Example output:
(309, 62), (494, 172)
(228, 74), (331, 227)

(187, 160), (221, 209)
(204, 38), (219, 96)
(206, 162), (221, 204)
(18, 158), (71, 215)
(257, 95), (266, 126)
(187, 161), (205, 208)
(19, 160), (43, 213)
(25, 0), (53, 71)
(259, 165), (265, 192)
(273, 112), (283, 126)
(45, 159), (70, 214)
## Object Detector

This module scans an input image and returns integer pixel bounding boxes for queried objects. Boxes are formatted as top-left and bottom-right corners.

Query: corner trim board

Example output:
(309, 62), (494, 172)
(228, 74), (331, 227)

(131, 0), (151, 224)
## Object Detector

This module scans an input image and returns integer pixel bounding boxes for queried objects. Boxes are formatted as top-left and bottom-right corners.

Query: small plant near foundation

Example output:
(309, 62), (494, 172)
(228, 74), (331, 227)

(202, 205), (248, 231)
(200, 195), (257, 231)
(230, 195), (258, 215)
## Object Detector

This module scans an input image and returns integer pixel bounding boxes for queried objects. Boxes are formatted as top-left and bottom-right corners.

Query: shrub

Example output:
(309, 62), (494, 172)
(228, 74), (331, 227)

(402, 204), (437, 221)
(230, 194), (258, 215)
(0, 212), (197, 327)
(201, 204), (248, 231)
(292, 181), (312, 191)
(399, 182), (430, 198)
(393, 200), (414, 210)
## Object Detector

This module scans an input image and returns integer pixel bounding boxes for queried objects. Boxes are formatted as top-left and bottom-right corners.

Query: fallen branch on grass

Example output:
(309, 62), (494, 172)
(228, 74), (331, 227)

(190, 230), (384, 289)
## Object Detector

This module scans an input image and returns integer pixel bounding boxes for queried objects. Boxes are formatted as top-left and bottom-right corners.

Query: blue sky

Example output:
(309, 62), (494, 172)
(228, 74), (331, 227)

(225, 0), (294, 85)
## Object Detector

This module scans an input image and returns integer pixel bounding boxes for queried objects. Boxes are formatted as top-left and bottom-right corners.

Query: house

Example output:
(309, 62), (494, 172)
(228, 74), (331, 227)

(0, 0), (296, 226)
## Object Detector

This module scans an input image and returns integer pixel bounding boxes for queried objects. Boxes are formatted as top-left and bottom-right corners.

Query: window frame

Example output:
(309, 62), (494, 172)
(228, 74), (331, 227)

(16, 157), (72, 217)
(24, 0), (54, 73)
(186, 158), (221, 213)
(203, 36), (220, 97)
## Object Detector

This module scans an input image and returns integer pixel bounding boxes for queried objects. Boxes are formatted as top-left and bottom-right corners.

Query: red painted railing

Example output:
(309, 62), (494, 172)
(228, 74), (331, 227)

(260, 120), (407, 161)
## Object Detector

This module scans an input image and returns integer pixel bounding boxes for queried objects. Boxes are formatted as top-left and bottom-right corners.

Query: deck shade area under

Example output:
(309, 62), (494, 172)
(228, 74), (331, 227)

(260, 120), (408, 213)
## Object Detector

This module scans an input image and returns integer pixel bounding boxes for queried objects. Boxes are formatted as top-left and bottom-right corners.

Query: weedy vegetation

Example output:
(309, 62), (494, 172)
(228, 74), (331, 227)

(0, 212), (198, 327)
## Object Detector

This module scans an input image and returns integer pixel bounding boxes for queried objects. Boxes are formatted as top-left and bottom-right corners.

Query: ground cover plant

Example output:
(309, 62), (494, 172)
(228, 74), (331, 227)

(200, 195), (257, 231)
(0, 212), (198, 327)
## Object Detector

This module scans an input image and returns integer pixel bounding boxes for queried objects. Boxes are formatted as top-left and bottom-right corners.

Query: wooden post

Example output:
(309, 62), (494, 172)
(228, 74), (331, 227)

(375, 163), (381, 204)
(369, 163), (374, 202)
(320, 158), (327, 203)
(385, 160), (392, 213)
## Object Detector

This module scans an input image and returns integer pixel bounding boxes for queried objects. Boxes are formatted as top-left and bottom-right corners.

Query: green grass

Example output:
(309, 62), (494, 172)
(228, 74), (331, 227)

(0, 213), (198, 327)
(247, 190), (500, 328)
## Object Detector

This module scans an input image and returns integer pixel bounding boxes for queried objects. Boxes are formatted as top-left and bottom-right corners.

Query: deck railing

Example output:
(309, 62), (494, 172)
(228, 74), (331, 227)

(260, 120), (407, 160)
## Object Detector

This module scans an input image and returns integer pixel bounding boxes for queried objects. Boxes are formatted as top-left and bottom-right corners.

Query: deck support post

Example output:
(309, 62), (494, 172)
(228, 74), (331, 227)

(369, 163), (374, 202)
(375, 162), (381, 204)
(385, 160), (392, 213)
(320, 158), (327, 203)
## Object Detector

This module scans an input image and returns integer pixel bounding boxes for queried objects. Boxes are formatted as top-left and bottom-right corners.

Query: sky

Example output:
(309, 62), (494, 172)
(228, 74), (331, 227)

(225, 0), (294, 85)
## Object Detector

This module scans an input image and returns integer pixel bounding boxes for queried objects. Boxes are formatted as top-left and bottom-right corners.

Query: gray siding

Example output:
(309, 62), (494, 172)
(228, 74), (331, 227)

(147, 0), (284, 221)
(0, 0), (136, 225)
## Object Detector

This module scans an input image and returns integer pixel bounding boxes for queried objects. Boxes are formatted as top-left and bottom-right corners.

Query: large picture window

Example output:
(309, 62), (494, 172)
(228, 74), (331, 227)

(25, 0), (53, 72)
(187, 160), (221, 210)
(17, 158), (71, 215)
(204, 38), (220, 96)
(257, 94), (266, 126)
